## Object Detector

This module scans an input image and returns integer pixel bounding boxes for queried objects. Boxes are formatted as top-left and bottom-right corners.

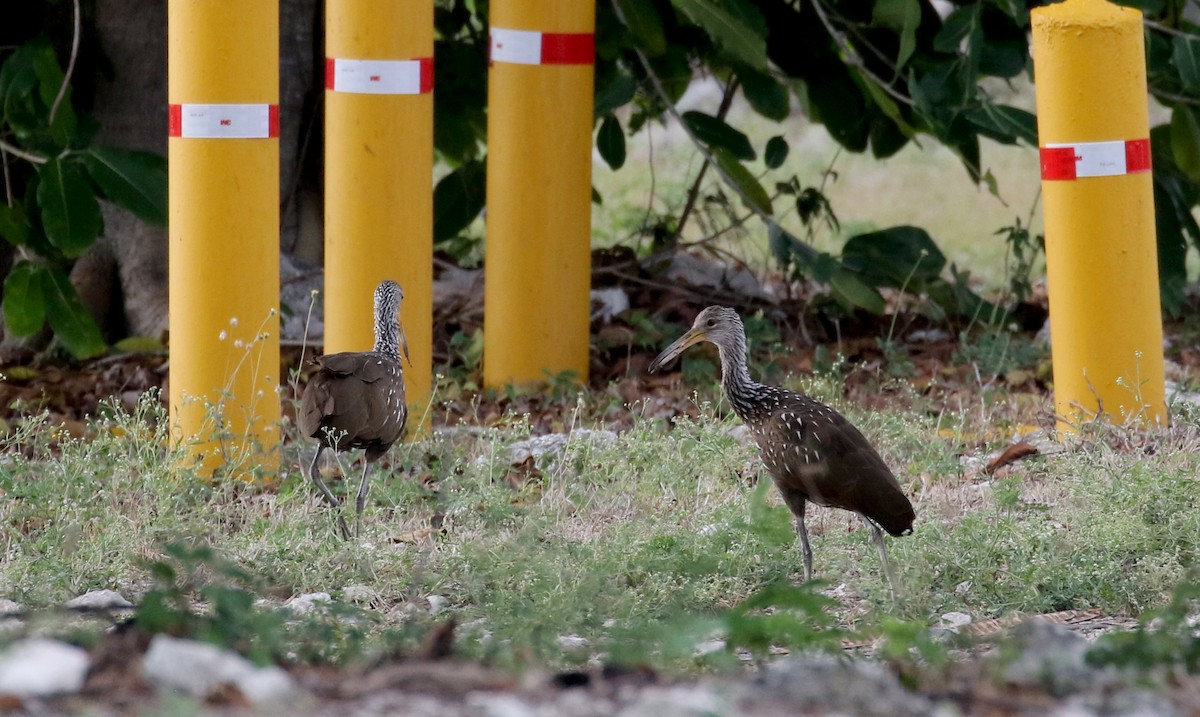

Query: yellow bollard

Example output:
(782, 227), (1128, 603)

(1032, 0), (1167, 431)
(484, 0), (595, 387)
(168, 0), (281, 474)
(325, 0), (433, 419)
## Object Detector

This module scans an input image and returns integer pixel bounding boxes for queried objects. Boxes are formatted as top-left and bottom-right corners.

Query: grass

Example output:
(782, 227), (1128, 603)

(3, 371), (1199, 671)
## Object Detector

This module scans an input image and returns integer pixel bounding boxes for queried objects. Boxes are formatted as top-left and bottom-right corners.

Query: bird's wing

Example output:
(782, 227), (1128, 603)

(313, 353), (393, 383)
(297, 372), (338, 438)
(766, 399), (914, 536)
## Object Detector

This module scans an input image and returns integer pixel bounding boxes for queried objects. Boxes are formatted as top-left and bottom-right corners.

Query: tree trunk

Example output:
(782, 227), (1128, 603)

(82, 0), (321, 341)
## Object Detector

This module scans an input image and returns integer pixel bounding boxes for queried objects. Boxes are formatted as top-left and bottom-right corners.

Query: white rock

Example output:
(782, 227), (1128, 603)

(66, 589), (132, 610)
(427, 595), (448, 615)
(285, 592), (332, 615)
(909, 328), (950, 343)
(0, 599), (21, 617)
(725, 424), (754, 446)
(591, 287), (630, 323)
(341, 584), (376, 604)
(141, 635), (295, 704)
(467, 692), (537, 717)
(506, 429), (618, 466)
(940, 612), (972, 630)
(556, 634), (589, 651)
(694, 639), (726, 656)
(618, 685), (729, 717)
(0, 638), (90, 696)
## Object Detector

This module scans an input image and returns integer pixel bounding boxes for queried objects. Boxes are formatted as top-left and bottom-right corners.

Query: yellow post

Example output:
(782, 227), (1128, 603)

(325, 0), (433, 418)
(168, 0), (281, 474)
(1032, 0), (1167, 431)
(484, 1), (595, 387)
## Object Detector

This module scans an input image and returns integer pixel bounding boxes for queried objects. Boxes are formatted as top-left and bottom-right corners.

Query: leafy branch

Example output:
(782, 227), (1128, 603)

(1, 13), (167, 359)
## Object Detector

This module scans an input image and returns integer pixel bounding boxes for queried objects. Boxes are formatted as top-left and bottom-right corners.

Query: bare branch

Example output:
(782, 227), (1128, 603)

(609, 0), (776, 239)
(810, 0), (915, 107)
(49, 0), (82, 126)
(0, 139), (49, 165)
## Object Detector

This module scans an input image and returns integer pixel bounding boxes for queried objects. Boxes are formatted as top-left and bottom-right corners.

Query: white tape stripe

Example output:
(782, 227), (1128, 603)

(329, 58), (427, 94)
(173, 104), (275, 139)
(490, 27), (543, 65)
(1043, 140), (1128, 178)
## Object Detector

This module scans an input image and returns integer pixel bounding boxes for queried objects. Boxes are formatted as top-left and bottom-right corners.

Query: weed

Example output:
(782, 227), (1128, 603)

(953, 329), (1045, 380)
(1087, 569), (1200, 673)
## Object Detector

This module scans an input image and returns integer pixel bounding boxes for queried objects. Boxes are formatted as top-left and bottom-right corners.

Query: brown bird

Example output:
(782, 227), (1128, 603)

(649, 306), (915, 597)
(299, 280), (409, 539)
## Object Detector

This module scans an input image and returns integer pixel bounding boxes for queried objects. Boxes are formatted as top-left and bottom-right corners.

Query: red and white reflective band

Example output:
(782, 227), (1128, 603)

(489, 27), (594, 65)
(168, 103), (279, 139)
(1040, 138), (1151, 181)
(325, 57), (433, 95)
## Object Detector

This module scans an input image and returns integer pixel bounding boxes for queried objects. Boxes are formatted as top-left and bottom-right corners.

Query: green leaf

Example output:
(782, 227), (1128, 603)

(872, 0), (921, 70)
(0, 41), (41, 127)
(713, 149), (772, 215)
(597, 115), (627, 170)
(38, 158), (102, 257)
(616, 0), (667, 56)
(683, 111), (756, 161)
(83, 146), (168, 225)
(30, 40), (76, 147)
(595, 71), (638, 117)
(0, 202), (32, 246)
(670, 0), (768, 69)
(963, 102), (1037, 146)
(1172, 36), (1200, 93)
(2, 262), (47, 336)
(856, 68), (917, 136)
(1169, 108), (1200, 181)
(841, 225), (947, 288)
(934, 5), (979, 54)
(42, 266), (106, 359)
(764, 136), (789, 169)
(830, 269), (886, 314)
(738, 66), (790, 121)
(433, 160), (486, 242)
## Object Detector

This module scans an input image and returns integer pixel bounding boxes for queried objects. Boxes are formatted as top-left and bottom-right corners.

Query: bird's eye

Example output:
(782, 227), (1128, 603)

(706, 318), (716, 327)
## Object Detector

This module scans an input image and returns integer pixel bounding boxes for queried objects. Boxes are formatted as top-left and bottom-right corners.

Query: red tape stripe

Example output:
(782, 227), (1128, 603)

(540, 32), (594, 65)
(1125, 138), (1151, 173)
(1040, 138), (1152, 181)
(1040, 146), (1077, 181)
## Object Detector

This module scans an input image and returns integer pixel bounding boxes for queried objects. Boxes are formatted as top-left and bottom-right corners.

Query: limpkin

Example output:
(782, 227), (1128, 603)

(298, 279), (409, 539)
(649, 306), (915, 597)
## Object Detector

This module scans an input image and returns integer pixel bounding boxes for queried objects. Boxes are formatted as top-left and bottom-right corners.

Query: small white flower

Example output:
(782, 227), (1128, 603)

(219, 331), (228, 341)
(229, 317), (239, 327)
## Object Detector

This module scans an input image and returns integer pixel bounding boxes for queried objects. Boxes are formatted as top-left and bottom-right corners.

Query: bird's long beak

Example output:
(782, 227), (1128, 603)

(648, 327), (708, 373)
(399, 321), (411, 367)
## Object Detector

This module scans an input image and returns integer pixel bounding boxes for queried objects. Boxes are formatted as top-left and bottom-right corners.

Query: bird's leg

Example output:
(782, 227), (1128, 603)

(782, 491), (814, 582)
(354, 460), (372, 539)
(308, 446), (350, 541)
(861, 514), (898, 603)
(795, 515), (814, 583)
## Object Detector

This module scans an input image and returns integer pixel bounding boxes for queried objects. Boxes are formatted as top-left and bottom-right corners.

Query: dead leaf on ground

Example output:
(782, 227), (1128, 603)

(391, 527), (434, 544)
(985, 442), (1038, 475)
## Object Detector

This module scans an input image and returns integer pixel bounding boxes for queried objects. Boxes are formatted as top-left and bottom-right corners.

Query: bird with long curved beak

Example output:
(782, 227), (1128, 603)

(650, 306), (915, 600)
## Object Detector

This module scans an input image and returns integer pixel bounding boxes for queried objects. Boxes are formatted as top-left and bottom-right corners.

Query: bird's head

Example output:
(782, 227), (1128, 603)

(374, 280), (410, 364)
(648, 306), (745, 373)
